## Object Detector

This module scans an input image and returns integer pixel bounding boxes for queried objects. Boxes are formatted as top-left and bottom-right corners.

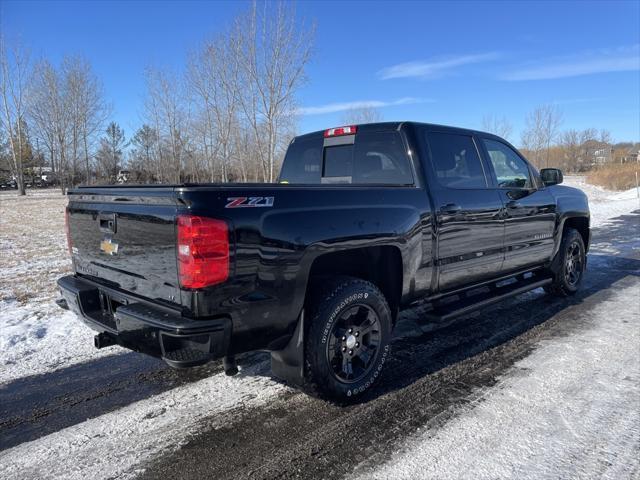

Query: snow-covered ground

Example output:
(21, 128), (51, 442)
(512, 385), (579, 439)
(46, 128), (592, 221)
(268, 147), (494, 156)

(563, 175), (640, 227)
(0, 362), (287, 480)
(0, 193), (115, 384)
(355, 279), (640, 480)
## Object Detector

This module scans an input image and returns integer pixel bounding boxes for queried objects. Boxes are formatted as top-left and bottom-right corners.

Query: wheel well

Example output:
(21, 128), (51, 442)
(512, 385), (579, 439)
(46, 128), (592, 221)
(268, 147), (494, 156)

(564, 217), (590, 252)
(306, 246), (403, 321)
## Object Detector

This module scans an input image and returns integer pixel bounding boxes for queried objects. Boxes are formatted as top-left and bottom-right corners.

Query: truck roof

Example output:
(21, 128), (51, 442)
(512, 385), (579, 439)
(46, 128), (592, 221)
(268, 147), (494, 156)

(294, 121), (497, 142)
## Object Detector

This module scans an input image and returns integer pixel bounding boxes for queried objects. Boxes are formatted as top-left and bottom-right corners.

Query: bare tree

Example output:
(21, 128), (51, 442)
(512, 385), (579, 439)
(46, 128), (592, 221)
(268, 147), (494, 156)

(95, 121), (126, 181)
(129, 124), (158, 182)
(144, 67), (187, 183)
(341, 106), (383, 125)
(0, 38), (31, 195)
(560, 129), (581, 172)
(187, 33), (241, 182)
(481, 114), (513, 141)
(234, 1), (314, 182)
(30, 59), (73, 192)
(521, 104), (563, 168)
(64, 56), (109, 184)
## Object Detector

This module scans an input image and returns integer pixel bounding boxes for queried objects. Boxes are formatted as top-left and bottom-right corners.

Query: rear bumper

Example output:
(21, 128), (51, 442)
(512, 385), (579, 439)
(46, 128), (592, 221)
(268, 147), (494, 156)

(57, 275), (231, 368)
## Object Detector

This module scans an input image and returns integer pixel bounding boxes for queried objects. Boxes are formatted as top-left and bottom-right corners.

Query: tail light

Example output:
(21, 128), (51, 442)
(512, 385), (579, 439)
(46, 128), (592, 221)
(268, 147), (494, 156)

(177, 215), (229, 289)
(65, 208), (73, 254)
(324, 125), (357, 138)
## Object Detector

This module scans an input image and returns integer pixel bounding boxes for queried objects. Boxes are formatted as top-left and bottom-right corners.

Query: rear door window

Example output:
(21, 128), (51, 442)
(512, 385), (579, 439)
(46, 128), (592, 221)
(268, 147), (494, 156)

(426, 132), (487, 189)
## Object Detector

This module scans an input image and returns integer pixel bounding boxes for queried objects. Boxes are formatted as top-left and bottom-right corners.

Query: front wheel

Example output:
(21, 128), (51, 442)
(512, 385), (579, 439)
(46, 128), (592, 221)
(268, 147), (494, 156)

(545, 228), (586, 296)
(304, 276), (392, 402)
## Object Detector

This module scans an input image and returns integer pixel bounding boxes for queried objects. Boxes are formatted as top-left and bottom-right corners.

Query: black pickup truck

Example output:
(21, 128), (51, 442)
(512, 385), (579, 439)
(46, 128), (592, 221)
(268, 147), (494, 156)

(57, 122), (590, 401)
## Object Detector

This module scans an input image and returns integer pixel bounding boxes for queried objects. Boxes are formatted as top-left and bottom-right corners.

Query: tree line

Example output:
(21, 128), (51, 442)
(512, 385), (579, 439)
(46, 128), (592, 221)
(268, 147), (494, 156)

(482, 106), (639, 173)
(1, 2), (313, 194)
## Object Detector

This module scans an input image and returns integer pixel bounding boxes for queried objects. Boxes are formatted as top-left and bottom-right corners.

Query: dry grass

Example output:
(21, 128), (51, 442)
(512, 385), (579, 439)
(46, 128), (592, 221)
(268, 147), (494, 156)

(586, 163), (640, 191)
(0, 191), (72, 304)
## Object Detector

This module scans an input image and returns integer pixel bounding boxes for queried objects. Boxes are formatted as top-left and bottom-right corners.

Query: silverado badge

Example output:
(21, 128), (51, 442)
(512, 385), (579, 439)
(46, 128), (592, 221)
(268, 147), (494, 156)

(100, 238), (119, 255)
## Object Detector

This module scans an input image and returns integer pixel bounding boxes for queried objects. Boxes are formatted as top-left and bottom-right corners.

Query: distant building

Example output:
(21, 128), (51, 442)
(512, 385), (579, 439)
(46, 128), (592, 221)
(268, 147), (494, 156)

(117, 170), (131, 183)
(592, 147), (613, 165)
(613, 149), (640, 164)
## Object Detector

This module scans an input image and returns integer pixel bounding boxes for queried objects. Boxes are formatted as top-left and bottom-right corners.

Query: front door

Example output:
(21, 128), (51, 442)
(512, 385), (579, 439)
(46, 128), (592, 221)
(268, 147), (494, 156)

(479, 137), (556, 272)
(424, 130), (505, 291)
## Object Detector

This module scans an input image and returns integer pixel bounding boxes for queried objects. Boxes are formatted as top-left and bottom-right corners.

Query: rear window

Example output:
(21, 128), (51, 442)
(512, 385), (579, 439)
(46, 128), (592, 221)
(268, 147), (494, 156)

(279, 131), (414, 185)
(427, 132), (487, 189)
(279, 136), (323, 183)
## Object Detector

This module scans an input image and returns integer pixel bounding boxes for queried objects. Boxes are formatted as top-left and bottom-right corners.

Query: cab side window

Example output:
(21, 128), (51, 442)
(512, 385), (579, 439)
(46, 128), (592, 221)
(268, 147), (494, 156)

(427, 132), (487, 189)
(482, 139), (533, 189)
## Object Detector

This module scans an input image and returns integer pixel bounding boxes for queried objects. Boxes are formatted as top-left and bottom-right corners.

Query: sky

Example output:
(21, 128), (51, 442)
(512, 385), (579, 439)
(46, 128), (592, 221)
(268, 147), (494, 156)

(2, 0), (640, 144)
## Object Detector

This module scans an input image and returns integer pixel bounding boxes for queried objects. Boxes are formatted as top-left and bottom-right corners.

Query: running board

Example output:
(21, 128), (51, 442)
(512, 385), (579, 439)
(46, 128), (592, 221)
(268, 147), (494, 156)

(424, 276), (552, 323)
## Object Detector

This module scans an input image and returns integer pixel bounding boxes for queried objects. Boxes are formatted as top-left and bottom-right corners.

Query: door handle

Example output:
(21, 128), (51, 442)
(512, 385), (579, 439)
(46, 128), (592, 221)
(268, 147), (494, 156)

(440, 203), (462, 214)
(506, 200), (522, 209)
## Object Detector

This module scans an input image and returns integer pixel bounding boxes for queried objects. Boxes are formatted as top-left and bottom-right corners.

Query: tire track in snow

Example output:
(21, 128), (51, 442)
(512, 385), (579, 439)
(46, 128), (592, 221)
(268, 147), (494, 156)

(0, 358), (289, 480)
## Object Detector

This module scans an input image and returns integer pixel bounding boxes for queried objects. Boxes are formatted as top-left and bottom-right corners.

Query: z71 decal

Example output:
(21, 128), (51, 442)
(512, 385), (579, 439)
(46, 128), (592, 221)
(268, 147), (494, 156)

(225, 196), (275, 208)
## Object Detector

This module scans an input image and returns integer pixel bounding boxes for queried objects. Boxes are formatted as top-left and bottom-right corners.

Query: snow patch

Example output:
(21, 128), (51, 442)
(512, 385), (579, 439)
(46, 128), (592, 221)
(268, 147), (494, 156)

(354, 280), (640, 480)
(563, 176), (640, 227)
(0, 361), (289, 480)
(0, 298), (117, 384)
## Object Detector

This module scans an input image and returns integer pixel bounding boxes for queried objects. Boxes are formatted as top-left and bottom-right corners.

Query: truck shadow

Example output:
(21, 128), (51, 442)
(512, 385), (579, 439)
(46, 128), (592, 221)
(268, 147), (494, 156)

(2, 212), (638, 454)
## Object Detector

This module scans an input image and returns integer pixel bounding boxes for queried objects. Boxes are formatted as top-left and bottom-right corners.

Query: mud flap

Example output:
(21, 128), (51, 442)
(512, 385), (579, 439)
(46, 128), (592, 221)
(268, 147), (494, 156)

(270, 310), (305, 386)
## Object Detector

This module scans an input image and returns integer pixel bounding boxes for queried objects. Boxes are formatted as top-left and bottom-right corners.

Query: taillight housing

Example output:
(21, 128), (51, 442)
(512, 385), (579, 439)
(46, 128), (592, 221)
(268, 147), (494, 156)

(65, 208), (73, 255)
(177, 215), (229, 289)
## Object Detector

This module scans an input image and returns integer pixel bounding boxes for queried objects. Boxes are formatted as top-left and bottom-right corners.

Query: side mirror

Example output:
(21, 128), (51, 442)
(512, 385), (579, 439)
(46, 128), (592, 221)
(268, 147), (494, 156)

(540, 168), (563, 186)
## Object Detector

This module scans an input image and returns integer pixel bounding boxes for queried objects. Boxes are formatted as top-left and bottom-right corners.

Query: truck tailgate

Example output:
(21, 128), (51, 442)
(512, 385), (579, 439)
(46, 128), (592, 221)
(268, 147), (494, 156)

(67, 187), (180, 305)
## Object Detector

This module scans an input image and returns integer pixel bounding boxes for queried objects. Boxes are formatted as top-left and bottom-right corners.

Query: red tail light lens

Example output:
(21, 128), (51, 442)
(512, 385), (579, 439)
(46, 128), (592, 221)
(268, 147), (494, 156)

(177, 215), (229, 289)
(65, 208), (73, 255)
(324, 125), (357, 138)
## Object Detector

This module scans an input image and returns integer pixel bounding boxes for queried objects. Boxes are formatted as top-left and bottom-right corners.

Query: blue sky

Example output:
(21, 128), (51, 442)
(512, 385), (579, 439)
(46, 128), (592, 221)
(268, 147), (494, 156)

(3, 0), (639, 144)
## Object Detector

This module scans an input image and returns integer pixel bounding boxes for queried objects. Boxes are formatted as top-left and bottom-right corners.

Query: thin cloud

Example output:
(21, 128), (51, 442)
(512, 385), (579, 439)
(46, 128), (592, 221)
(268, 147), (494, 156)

(552, 97), (604, 105)
(503, 44), (640, 81)
(378, 52), (500, 80)
(296, 97), (430, 116)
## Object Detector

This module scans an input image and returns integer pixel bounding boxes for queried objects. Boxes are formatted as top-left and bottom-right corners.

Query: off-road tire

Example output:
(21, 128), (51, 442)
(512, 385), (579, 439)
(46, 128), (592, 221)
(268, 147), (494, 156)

(544, 227), (586, 297)
(303, 276), (392, 402)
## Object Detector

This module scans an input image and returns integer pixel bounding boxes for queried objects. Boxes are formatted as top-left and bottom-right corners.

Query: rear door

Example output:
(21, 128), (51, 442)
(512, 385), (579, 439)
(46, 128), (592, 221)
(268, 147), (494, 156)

(424, 130), (505, 291)
(478, 137), (556, 272)
(67, 187), (181, 305)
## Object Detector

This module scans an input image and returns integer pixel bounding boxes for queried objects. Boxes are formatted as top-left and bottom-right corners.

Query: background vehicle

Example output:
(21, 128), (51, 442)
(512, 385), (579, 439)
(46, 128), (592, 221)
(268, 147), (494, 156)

(57, 122), (590, 401)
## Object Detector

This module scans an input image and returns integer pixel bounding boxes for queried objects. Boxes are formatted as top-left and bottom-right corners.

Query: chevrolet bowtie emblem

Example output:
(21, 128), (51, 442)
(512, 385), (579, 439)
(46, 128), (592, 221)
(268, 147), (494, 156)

(100, 238), (119, 255)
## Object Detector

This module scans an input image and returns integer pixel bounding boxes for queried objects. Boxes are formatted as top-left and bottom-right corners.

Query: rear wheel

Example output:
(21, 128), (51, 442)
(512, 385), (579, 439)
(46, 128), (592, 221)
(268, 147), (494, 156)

(545, 228), (585, 296)
(304, 276), (392, 402)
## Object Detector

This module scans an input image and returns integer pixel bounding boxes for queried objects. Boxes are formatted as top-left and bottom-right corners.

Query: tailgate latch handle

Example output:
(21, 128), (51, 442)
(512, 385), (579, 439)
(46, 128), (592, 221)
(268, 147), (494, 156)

(98, 213), (117, 234)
